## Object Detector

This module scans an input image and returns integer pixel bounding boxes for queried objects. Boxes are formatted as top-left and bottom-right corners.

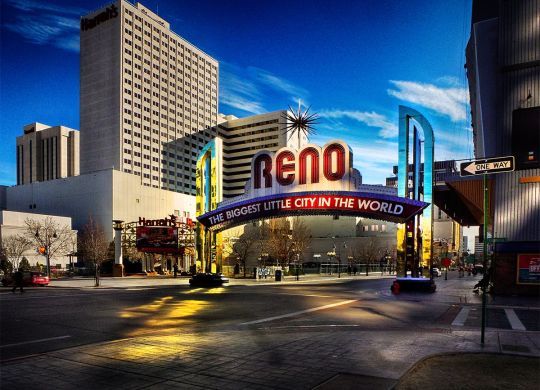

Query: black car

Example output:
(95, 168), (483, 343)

(189, 273), (229, 287)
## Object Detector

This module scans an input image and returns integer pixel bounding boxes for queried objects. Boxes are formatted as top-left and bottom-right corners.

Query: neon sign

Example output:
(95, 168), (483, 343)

(251, 140), (358, 193)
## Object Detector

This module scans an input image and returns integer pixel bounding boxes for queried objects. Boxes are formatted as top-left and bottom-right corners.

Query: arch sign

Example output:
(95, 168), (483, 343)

(197, 140), (428, 232)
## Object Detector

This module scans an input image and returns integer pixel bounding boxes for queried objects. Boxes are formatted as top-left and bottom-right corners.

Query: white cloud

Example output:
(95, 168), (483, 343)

(319, 109), (398, 138)
(436, 75), (463, 87)
(387, 80), (468, 122)
(220, 92), (265, 115)
(219, 63), (266, 114)
(219, 63), (310, 115)
(251, 67), (309, 102)
(4, 10), (81, 52)
(350, 141), (398, 184)
(7, 0), (85, 15)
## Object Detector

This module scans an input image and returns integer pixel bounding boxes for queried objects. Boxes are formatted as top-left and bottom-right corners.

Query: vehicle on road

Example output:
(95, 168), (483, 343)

(189, 273), (229, 287)
(1, 271), (50, 287)
(391, 277), (436, 293)
(431, 267), (442, 277)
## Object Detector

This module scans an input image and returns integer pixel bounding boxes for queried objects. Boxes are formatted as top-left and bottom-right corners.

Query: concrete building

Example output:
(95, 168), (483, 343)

(466, 0), (540, 294)
(80, 1), (219, 195)
(0, 210), (77, 269)
(16, 123), (79, 185)
(217, 111), (306, 198)
(6, 170), (195, 241)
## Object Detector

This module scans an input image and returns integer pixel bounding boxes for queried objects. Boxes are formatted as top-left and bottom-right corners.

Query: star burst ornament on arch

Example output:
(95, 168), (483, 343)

(282, 100), (319, 149)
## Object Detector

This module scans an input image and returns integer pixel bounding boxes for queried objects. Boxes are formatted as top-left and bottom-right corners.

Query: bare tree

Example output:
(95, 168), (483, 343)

(362, 237), (383, 276)
(290, 218), (311, 263)
(267, 219), (293, 267)
(25, 217), (73, 277)
(79, 217), (110, 286)
(254, 222), (271, 267)
(1, 235), (33, 271)
(229, 228), (259, 278)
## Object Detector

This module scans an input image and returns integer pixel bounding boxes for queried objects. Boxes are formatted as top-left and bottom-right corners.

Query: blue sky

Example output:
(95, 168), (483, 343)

(0, 0), (473, 185)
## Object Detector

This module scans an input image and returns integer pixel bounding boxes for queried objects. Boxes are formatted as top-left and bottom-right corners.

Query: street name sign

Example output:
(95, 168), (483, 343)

(460, 156), (515, 176)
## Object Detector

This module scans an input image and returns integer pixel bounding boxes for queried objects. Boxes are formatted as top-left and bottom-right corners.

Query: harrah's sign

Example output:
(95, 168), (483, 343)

(81, 4), (118, 31)
(250, 140), (360, 194)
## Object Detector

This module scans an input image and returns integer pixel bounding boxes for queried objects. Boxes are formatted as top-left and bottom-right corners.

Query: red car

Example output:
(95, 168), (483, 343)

(1, 271), (50, 287)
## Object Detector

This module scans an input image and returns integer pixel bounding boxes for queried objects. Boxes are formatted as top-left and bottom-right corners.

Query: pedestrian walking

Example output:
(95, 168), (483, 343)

(173, 263), (178, 278)
(12, 270), (24, 293)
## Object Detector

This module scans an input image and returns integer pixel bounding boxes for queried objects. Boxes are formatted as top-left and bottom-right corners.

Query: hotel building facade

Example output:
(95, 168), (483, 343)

(16, 123), (79, 186)
(80, 1), (219, 195)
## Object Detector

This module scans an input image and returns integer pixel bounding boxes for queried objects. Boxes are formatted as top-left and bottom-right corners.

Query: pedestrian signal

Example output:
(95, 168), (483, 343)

(38, 246), (46, 255)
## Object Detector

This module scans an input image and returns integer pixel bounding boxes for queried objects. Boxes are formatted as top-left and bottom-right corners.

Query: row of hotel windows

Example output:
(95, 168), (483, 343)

(223, 134), (278, 147)
(123, 107), (211, 126)
(123, 41), (217, 85)
(121, 29), (217, 81)
(123, 95), (214, 115)
(122, 106), (214, 126)
(123, 9), (217, 71)
(123, 147), (199, 164)
(122, 84), (216, 108)
(123, 117), (213, 135)
(122, 65), (217, 97)
(122, 79), (216, 112)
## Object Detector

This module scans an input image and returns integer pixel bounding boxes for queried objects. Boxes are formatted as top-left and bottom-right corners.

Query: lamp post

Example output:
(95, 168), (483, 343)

(35, 229), (57, 278)
(326, 247), (336, 276)
(112, 220), (124, 277)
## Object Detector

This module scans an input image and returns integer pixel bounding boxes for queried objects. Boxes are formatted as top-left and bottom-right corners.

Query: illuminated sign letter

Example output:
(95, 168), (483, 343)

(254, 154), (273, 189)
(299, 147), (319, 185)
(323, 143), (345, 181)
(276, 151), (295, 186)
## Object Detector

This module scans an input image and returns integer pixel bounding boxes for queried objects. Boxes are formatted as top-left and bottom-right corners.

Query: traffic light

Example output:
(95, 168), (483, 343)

(38, 246), (47, 255)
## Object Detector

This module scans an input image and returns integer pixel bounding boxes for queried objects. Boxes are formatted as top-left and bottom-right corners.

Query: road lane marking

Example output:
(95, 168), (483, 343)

(451, 307), (470, 326)
(1, 335), (71, 348)
(504, 308), (526, 331)
(239, 299), (357, 325)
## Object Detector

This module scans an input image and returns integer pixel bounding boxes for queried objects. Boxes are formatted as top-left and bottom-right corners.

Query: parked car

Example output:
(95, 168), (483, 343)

(189, 273), (229, 287)
(1, 271), (50, 287)
(431, 267), (442, 277)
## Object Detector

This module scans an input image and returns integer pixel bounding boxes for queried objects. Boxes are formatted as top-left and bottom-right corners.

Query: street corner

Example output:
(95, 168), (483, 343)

(394, 352), (540, 390)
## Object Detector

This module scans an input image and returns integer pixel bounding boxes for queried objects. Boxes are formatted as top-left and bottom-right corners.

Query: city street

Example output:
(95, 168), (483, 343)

(1, 272), (539, 389)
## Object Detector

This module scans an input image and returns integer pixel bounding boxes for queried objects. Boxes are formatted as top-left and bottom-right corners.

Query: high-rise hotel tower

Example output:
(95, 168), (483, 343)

(80, 1), (219, 195)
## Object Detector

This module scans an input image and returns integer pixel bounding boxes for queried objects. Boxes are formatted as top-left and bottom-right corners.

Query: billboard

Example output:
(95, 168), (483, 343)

(516, 253), (540, 285)
(136, 226), (179, 253)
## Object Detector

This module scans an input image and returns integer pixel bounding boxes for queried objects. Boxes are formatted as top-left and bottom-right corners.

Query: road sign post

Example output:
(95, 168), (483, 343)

(460, 156), (514, 176)
(459, 156), (515, 345)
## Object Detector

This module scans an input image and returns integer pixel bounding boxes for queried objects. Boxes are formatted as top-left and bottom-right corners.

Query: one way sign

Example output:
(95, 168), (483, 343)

(460, 156), (515, 176)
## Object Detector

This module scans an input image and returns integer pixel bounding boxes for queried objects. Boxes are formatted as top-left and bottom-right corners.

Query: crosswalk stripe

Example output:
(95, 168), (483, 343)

(504, 308), (526, 330)
(451, 307), (470, 326)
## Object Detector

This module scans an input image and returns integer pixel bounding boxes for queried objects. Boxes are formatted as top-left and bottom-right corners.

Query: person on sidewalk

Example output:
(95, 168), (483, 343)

(12, 270), (24, 293)
(173, 263), (178, 278)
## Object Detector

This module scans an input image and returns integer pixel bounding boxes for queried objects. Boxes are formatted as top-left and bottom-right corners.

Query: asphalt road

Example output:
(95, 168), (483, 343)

(1, 273), (538, 363)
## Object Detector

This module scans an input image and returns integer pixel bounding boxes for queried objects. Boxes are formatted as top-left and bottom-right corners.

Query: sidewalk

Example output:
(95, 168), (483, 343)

(44, 272), (395, 289)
